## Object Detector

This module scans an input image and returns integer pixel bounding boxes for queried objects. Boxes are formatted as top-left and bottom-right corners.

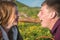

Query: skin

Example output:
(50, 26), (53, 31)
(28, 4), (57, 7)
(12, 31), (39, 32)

(37, 4), (59, 30)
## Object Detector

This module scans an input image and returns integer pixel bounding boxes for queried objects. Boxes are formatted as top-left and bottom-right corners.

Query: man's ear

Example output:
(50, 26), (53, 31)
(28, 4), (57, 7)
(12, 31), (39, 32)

(49, 11), (56, 19)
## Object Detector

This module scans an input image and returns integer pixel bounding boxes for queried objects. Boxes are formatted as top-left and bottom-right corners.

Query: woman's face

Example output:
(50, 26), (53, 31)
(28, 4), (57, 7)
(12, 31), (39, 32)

(7, 7), (18, 29)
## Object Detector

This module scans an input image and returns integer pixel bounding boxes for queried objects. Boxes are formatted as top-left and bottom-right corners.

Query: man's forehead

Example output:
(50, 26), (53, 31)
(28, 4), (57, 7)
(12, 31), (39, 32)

(41, 5), (48, 10)
(41, 4), (53, 11)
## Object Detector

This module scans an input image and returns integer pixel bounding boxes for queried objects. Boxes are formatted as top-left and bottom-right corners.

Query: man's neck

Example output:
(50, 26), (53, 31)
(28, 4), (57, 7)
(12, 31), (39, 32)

(48, 17), (59, 30)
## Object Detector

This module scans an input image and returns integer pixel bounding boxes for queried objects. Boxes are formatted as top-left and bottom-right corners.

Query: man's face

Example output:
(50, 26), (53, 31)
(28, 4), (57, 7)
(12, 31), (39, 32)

(38, 5), (51, 28)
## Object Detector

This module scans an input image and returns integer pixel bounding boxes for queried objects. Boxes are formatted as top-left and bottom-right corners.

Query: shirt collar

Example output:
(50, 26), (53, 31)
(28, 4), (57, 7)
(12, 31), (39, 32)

(51, 18), (60, 35)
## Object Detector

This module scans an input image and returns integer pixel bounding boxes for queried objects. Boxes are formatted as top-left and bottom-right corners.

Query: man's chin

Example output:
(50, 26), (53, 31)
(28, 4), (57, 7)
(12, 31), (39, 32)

(41, 25), (47, 28)
(41, 21), (47, 28)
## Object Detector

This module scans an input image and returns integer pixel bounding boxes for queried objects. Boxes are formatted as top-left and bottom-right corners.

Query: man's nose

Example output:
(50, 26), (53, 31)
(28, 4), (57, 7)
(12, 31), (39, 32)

(37, 14), (39, 17)
(37, 12), (41, 17)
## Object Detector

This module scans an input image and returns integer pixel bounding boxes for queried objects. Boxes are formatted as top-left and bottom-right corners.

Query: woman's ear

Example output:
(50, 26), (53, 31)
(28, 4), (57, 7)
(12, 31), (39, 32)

(49, 11), (56, 19)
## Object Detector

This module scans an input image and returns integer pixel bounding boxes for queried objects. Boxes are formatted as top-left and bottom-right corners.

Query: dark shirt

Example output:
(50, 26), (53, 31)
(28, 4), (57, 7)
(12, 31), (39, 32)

(51, 18), (60, 40)
(0, 25), (23, 40)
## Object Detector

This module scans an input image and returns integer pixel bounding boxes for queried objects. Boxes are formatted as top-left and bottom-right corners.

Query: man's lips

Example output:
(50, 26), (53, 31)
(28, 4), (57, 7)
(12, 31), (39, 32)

(39, 18), (42, 22)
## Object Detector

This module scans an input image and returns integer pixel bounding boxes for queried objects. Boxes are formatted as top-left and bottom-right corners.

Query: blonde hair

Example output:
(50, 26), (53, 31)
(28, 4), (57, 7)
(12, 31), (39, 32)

(0, 1), (17, 27)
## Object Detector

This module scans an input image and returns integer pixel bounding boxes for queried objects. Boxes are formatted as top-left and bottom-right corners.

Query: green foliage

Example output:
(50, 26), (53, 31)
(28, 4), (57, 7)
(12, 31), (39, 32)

(16, 1), (40, 18)
(16, 1), (29, 7)
(18, 22), (52, 40)
(16, 1), (52, 40)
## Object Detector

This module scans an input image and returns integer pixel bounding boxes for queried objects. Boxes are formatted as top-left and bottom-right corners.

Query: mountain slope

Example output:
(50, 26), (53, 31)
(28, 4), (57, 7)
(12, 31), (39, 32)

(16, 1), (29, 7)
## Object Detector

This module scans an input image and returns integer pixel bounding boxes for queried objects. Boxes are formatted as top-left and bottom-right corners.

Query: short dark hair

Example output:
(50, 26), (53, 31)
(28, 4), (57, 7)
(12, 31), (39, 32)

(42, 0), (60, 17)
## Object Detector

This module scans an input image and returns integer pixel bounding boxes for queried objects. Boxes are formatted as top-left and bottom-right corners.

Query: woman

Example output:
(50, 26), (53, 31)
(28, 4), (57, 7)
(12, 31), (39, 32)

(0, 1), (23, 40)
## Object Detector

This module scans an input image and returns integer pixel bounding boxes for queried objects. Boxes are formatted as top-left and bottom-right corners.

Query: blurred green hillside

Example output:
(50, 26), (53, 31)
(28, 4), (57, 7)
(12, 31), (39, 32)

(16, 1), (29, 7)
(16, 1), (40, 18)
(16, 1), (52, 40)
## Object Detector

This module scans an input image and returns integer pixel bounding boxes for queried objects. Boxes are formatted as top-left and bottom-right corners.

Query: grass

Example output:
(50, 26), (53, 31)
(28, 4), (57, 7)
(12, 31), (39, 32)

(16, 1), (53, 40)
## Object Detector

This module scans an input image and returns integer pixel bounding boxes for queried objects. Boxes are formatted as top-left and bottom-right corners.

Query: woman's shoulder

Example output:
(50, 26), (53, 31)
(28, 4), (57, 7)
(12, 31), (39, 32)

(0, 30), (2, 40)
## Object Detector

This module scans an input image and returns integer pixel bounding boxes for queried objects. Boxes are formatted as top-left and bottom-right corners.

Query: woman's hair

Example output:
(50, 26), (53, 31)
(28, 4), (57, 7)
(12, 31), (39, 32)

(0, 1), (17, 27)
(0, 0), (15, 2)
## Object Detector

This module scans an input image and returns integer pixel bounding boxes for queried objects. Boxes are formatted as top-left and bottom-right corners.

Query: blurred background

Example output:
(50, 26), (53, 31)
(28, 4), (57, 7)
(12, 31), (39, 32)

(14, 0), (53, 40)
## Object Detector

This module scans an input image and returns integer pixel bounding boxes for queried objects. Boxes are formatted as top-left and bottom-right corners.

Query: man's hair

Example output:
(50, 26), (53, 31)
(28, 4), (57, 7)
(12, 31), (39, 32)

(42, 0), (60, 17)
(0, 1), (17, 27)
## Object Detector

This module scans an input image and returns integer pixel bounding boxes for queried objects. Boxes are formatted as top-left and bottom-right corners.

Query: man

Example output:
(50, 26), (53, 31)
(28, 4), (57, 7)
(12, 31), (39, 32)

(37, 0), (60, 40)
